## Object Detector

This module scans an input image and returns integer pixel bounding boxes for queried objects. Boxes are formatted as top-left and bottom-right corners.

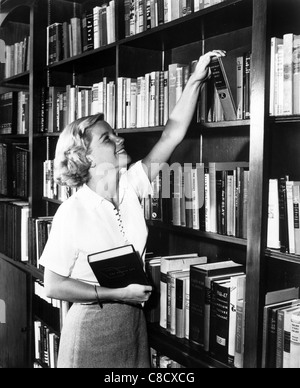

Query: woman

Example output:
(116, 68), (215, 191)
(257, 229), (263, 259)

(40, 50), (226, 368)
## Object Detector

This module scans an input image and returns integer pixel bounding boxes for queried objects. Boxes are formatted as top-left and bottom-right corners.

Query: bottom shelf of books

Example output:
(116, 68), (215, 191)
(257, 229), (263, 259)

(148, 323), (231, 369)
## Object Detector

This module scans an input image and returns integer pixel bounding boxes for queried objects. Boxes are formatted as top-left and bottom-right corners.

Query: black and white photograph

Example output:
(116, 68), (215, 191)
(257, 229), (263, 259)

(0, 0), (300, 371)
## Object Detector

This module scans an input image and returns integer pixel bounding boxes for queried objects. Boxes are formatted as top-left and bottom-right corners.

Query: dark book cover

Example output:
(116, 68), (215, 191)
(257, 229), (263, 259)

(209, 57), (237, 121)
(210, 280), (231, 364)
(189, 261), (244, 347)
(88, 245), (149, 288)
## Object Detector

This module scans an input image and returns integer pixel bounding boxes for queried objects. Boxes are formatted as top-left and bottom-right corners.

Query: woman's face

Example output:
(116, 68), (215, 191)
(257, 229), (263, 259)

(87, 121), (131, 172)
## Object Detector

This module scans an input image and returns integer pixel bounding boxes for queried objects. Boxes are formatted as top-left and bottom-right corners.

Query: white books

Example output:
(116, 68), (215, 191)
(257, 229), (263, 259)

(175, 273), (190, 339)
(236, 56), (244, 120)
(164, 71), (169, 125)
(293, 35), (300, 115)
(270, 37), (283, 116)
(290, 310), (300, 368)
(93, 7), (101, 49)
(185, 277), (190, 339)
(283, 307), (300, 368)
(160, 254), (207, 329)
(229, 274), (246, 366)
(267, 179), (281, 250)
(21, 206), (30, 262)
(283, 33), (294, 115)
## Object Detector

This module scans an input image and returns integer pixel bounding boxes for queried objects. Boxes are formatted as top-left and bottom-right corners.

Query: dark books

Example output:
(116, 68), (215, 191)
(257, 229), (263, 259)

(88, 245), (149, 288)
(209, 57), (237, 121)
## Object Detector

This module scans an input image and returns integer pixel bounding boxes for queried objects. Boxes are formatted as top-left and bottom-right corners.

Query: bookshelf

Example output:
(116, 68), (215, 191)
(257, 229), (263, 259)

(0, 0), (299, 369)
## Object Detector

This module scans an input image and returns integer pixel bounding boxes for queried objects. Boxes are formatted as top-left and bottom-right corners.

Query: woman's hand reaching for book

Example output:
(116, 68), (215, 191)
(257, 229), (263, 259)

(192, 49), (226, 84)
(121, 284), (153, 305)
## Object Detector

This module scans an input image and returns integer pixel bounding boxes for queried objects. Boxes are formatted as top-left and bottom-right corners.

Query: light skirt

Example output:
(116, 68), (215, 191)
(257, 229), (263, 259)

(57, 303), (150, 368)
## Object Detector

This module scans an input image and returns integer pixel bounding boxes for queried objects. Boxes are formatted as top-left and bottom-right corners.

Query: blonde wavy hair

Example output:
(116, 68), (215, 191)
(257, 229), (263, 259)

(54, 114), (105, 188)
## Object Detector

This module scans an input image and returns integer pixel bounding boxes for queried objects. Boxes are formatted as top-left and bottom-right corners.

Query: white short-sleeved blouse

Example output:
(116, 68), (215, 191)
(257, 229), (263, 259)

(39, 161), (153, 285)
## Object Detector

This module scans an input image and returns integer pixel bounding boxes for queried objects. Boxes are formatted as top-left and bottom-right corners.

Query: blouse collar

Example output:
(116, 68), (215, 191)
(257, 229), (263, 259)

(78, 168), (128, 208)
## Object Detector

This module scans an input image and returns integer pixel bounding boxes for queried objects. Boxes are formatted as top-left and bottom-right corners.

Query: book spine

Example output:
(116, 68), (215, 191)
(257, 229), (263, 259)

(189, 267), (206, 346)
(210, 57), (237, 121)
(283, 33), (294, 115)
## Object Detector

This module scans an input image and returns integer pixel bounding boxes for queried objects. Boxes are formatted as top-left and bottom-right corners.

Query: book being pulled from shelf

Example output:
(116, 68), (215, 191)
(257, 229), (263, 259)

(270, 34), (300, 116)
(46, 1), (116, 65)
(267, 177), (300, 255)
(124, 0), (227, 38)
(198, 51), (251, 123)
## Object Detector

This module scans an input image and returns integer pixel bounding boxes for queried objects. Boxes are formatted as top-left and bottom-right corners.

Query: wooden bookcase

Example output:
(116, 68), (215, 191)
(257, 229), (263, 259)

(0, 0), (300, 368)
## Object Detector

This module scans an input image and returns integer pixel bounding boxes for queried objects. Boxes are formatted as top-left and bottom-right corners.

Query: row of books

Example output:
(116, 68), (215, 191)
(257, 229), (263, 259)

(267, 177), (300, 255)
(262, 287), (300, 368)
(29, 217), (53, 269)
(40, 80), (115, 132)
(34, 281), (69, 368)
(41, 54), (251, 135)
(34, 320), (59, 368)
(125, 0), (227, 38)
(0, 199), (29, 262)
(270, 34), (300, 117)
(43, 160), (77, 202)
(143, 162), (249, 239)
(0, 91), (30, 135)
(150, 348), (184, 369)
(0, 143), (29, 198)
(3, 36), (30, 79)
(145, 254), (246, 367)
(116, 61), (197, 129)
(47, 1), (116, 65)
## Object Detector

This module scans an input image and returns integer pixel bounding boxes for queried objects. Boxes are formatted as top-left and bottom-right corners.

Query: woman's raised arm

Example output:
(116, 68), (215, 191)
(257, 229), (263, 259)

(142, 50), (226, 182)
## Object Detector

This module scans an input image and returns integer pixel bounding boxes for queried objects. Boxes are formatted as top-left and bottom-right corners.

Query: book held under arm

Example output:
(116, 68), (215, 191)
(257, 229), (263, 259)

(88, 245), (149, 288)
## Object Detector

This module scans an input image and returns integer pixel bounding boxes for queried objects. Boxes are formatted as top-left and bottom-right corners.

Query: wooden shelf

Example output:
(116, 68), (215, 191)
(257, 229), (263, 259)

(200, 120), (251, 129)
(147, 221), (247, 247)
(117, 126), (165, 134)
(0, 252), (43, 280)
(119, 0), (252, 50)
(147, 323), (232, 369)
(47, 44), (117, 73)
(269, 115), (300, 124)
(0, 71), (30, 87)
(265, 249), (300, 265)
(43, 197), (63, 205)
(0, 133), (29, 139)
